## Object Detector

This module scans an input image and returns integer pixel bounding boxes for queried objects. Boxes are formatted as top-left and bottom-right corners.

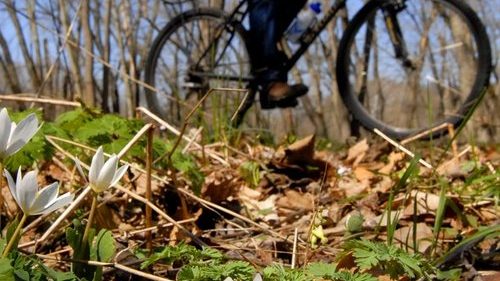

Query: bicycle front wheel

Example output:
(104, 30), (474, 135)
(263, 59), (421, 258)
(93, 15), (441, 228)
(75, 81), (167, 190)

(337, 0), (492, 140)
(144, 8), (254, 138)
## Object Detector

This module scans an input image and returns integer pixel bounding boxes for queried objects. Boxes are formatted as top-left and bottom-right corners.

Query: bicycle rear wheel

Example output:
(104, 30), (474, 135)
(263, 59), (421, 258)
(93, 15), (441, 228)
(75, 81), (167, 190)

(144, 8), (255, 139)
(336, 0), (492, 140)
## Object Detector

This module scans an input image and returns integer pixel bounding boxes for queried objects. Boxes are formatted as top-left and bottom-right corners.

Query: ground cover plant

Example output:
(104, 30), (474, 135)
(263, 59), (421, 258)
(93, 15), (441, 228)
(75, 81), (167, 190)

(0, 106), (497, 281)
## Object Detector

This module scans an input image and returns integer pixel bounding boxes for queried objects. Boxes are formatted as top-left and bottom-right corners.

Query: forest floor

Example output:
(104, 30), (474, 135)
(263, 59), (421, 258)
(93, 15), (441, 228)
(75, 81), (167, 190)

(1, 107), (499, 281)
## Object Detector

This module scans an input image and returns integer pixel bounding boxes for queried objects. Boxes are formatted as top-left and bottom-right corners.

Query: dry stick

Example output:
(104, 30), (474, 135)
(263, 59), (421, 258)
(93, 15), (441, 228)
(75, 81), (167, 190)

(374, 129), (433, 169)
(0, 163), (5, 221)
(146, 126), (154, 253)
(400, 122), (450, 145)
(175, 188), (293, 244)
(155, 87), (246, 165)
(447, 123), (459, 158)
(291, 228), (298, 269)
(0, 95), (81, 107)
(182, 127), (202, 154)
(19, 124), (153, 249)
(116, 124), (154, 158)
(160, 88), (217, 165)
(136, 107), (229, 166)
(230, 89), (252, 123)
(437, 145), (472, 173)
(114, 185), (206, 247)
(124, 218), (197, 237)
(36, 254), (173, 281)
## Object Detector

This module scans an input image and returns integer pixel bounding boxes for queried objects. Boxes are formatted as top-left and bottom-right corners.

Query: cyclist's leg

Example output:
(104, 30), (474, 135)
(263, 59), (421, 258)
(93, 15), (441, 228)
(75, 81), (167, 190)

(248, 0), (306, 85)
(248, 0), (308, 107)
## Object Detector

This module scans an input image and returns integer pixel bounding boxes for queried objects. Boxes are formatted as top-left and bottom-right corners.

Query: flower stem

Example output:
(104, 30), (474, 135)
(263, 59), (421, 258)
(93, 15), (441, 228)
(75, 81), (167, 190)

(82, 192), (98, 250)
(2, 213), (27, 258)
(0, 162), (4, 190)
(0, 162), (5, 229)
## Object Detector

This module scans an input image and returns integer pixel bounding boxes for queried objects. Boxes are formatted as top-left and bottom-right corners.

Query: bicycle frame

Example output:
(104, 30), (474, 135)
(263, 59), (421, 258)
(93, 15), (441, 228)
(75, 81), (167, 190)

(193, 0), (409, 82)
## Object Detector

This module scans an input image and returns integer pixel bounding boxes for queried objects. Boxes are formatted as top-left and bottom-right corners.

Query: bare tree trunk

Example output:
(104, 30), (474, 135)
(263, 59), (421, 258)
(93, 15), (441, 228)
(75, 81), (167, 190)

(27, 0), (44, 81)
(101, 0), (113, 112)
(81, 0), (95, 106)
(59, 0), (83, 100)
(6, 0), (41, 91)
(0, 31), (22, 93)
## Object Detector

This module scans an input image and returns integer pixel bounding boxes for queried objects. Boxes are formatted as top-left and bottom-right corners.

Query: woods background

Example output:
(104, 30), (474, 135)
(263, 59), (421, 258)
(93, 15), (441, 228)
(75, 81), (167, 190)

(0, 0), (498, 142)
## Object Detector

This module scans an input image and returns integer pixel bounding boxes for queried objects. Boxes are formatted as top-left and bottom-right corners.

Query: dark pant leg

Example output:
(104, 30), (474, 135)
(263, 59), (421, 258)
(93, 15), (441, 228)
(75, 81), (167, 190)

(248, 0), (307, 87)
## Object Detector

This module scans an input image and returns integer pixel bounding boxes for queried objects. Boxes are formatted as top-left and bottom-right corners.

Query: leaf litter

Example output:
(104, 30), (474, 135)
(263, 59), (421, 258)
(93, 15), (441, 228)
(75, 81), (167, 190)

(15, 130), (500, 280)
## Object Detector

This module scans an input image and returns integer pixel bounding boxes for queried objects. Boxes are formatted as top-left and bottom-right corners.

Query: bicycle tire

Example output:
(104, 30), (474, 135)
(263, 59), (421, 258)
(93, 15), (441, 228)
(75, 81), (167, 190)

(144, 8), (255, 137)
(336, 0), (492, 140)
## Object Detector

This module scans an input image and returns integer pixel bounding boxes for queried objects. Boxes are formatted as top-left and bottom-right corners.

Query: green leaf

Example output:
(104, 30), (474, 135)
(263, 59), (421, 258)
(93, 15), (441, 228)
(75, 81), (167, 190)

(66, 219), (83, 250)
(306, 262), (337, 278)
(345, 239), (436, 279)
(3, 217), (21, 256)
(13, 268), (29, 280)
(239, 161), (260, 188)
(436, 268), (462, 280)
(0, 258), (14, 281)
(141, 243), (217, 269)
(434, 224), (500, 266)
(67, 219), (96, 280)
(94, 229), (115, 262)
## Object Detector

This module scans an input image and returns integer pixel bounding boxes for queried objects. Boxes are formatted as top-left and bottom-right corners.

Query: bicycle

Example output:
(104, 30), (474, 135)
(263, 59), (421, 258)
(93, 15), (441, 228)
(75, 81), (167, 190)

(144, 0), (492, 140)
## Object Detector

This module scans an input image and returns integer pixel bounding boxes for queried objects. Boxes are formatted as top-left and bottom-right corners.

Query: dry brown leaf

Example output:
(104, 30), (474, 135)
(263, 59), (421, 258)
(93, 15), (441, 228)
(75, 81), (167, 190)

(479, 208), (498, 221)
(283, 134), (316, 165)
(346, 138), (369, 166)
(353, 166), (375, 182)
(479, 271), (500, 281)
(241, 193), (279, 223)
(437, 159), (469, 178)
(338, 178), (369, 197)
(364, 210), (401, 229)
(379, 152), (405, 174)
(95, 203), (121, 230)
(402, 191), (441, 217)
(393, 223), (433, 253)
(336, 252), (356, 270)
(202, 168), (241, 203)
(134, 173), (161, 195)
(239, 185), (262, 201)
(2, 187), (18, 215)
(276, 190), (315, 211)
(372, 176), (394, 193)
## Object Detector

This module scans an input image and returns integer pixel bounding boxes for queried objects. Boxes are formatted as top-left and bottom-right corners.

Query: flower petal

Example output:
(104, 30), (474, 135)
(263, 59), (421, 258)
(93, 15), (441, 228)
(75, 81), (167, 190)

(74, 158), (88, 183)
(31, 192), (74, 216)
(18, 170), (38, 212)
(96, 155), (118, 191)
(89, 147), (104, 184)
(0, 108), (12, 155)
(110, 164), (128, 187)
(29, 182), (59, 215)
(4, 168), (21, 207)
(6, 113), (38, 156)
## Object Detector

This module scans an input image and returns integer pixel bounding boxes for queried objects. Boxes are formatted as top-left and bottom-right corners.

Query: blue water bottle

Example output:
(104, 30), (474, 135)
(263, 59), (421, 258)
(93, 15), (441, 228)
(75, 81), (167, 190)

(285, 1), (322, 43)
